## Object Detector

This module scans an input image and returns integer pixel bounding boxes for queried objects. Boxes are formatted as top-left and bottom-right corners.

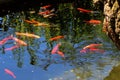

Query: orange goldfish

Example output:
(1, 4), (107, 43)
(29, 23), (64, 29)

(80, 43), (104, 53)
(38, 10), (51, 15)
(84, 19), (101, 25)
(4, 68), (16, 79)
(24, 19), (40, 24)
(89, 48), (105, 53)
(38, 9), (54, 15)
(0, 36), (12, 45)
(77, 8), (92, 13)
(83, 43), (102, 49)
(51, 43), (61, 54)
(80, 49), (87, 53)
(24, 20), (34, 24)
(5, 45), (19, 51)
(43, 13), (56, 18)
(15, 32), (40, 38)
(49, 36), (64, 41)
(77, 8), (99, 14)
(57, 50), (64, 57)
(41, 5), (51, 9)
(12, 37), (27, 46)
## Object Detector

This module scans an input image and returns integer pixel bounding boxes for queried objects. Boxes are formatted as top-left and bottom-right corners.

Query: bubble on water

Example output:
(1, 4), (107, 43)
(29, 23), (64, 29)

(70, 69), (74, 72)
(59, 77), (63, 80)
(76, 76), (80, 79)
(48, 78), (52, 80)
(31, 70), (34, 72)
(54, 78), (58, 80)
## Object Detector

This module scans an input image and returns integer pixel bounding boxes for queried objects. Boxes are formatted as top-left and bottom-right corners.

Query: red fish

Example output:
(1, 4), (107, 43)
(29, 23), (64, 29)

(89, 48), (105, 53)
(57, 50), (64, 57)
(77, 8), (92, 13)
(5, 45), (19, 51)
(80, 48), (104, 53)
(80, 43), (104, 53)
(51, 43), (61, 54)
(0, 36), (12, 45)
(49, 36), (64, 41)
(83, 43), (102, 49)
(41, 5), (51, 9)
(38, 10), (51, 15)
(80, 49), (87, 53)
(12, 37), (27, 46)
(84, 19), (101, 25)
(4, 68), (16, 79)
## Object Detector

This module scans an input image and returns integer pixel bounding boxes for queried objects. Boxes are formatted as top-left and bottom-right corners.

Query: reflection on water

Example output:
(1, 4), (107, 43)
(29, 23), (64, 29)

(0, 2), (120, 80)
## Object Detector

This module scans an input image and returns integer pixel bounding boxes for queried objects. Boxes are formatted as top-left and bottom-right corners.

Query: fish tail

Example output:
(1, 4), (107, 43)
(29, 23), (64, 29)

(91, 11), (100, 14)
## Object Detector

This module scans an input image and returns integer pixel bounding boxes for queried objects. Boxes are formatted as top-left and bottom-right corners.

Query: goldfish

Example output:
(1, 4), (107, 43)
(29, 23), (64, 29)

(80, 49), (87, 53)
(12, 37), (27, 46)
(41, 5), (51, 9)
(0, 36), (12, 45)
(80, 48), (104, 53)
(24, 19), (40, 24)
(38, 9), (55, 15)
(77, 8), (100, 14)
(15, 32), (40, 38)
(51, 43), (61, 54)
(89, 48), (105, 53)
(43, 13), (56, 18)
(83, 43), (102, 49)
(5, 45), (19, 51)
(80, 43), (104, 53)
(51, 43), (65, 57)
(77, 8), (92, 13)
(84, 19), (101, 25)
(49, 36), (64, 41)
(4, 68), (16, 79)
(38, 10), (51, 15)
(57, 50), (64, 57)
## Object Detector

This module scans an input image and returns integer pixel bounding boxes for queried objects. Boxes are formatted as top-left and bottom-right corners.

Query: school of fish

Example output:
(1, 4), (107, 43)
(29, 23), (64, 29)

(0, 4), (105, 79)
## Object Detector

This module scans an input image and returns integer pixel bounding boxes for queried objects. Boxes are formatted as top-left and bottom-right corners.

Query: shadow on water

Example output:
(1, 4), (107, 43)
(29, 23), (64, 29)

(0, 1), (120, 80)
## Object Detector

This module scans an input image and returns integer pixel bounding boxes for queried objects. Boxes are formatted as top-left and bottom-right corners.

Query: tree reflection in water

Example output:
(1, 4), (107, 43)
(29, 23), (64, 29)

(0, 1), (120, 80)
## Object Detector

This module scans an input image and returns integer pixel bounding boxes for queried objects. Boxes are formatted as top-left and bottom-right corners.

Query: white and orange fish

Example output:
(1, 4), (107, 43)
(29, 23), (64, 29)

(83, 43), (102, 49)
(15, 32), (40, 38)
(0, 36), (12, 45)
(80, 43), (104, 53)
(12, 37), (27, 46)
(4, 68), (16, 79)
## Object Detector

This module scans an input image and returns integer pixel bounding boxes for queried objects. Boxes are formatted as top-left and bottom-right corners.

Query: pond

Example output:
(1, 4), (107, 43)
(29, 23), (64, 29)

(0, 2), (120, 80)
